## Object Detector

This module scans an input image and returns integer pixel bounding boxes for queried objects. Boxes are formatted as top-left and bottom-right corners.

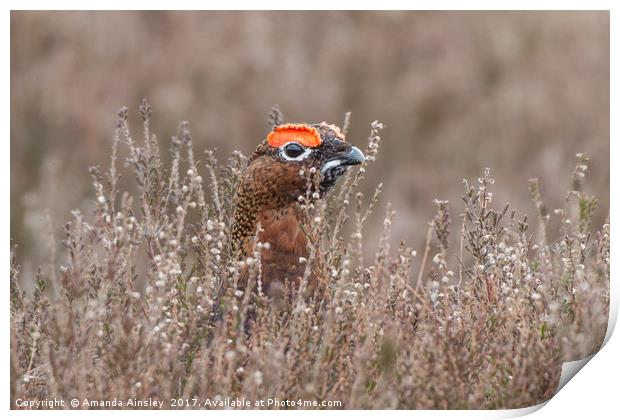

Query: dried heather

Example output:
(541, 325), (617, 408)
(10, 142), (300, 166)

(10, 103), (609, 409)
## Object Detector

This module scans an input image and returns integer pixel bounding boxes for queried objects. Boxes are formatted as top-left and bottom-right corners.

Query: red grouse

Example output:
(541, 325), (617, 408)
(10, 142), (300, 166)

(231, 122), (364, 299)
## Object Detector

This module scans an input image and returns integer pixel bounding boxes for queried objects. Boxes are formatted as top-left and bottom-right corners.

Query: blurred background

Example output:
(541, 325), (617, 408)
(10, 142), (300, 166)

(11, 11), (609, 276)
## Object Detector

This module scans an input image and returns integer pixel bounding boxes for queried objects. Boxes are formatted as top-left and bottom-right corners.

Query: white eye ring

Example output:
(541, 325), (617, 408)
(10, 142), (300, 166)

(279, 142), (312, 161)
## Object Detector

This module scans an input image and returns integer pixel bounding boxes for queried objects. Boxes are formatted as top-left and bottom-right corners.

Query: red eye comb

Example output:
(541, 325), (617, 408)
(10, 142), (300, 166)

(267, 123), (322, 148)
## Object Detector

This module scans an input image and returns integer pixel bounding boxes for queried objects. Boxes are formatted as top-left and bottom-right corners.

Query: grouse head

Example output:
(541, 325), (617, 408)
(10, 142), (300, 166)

(250, 122), (364, 198)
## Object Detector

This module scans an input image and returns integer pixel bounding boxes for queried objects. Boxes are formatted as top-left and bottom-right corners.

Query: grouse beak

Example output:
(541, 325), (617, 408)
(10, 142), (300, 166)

(321, 146), (365, 175)
(319, 145), (365, 193)
(340, 145), (365, 167)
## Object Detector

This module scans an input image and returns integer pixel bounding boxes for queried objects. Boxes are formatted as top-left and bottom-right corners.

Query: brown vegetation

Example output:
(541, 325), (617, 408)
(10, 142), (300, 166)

(10, 105), (609, 409)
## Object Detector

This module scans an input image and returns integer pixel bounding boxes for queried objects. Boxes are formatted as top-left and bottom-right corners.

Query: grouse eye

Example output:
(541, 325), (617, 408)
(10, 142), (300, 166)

(283, 142), (306, 159)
